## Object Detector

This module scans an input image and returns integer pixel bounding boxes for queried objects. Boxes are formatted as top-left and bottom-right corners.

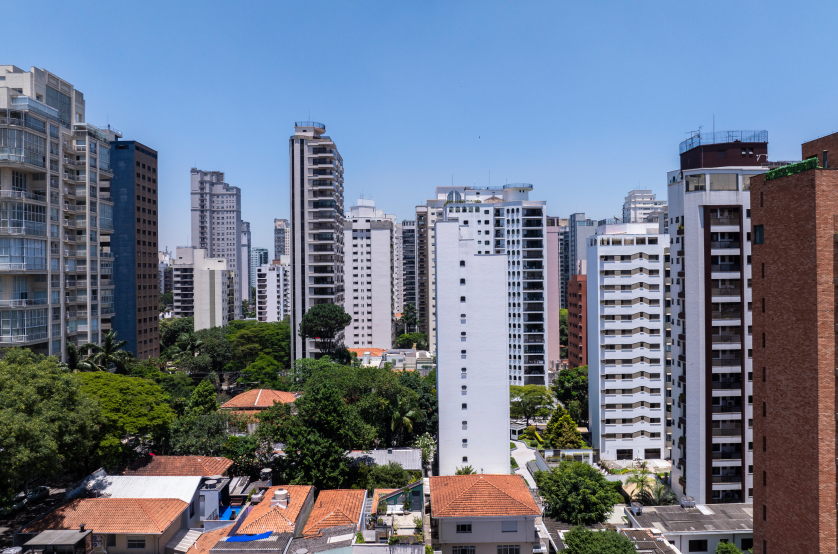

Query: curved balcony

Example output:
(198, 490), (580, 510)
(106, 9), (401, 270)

(0, 298), (49, 308)
(0, 223), (47, 237)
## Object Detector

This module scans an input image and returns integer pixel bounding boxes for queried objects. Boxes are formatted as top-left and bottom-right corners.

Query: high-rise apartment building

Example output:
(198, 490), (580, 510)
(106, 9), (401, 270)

(256, 257), (290, 323)
(669, 130), (769, 504)
(393, 221), (403, 315)
(158, 249), (173, 294)
(401, 219), (416, 311)
(415, 201), (444, 353)
(274, 218), (290, 260)
(289, 122), (345, 360)
(622, 189), (667, 224)
(436, 219), (509, 475)
(569, 213), (596, 275)
(250, 247), (268, 302)
(0, 66), (119, 359)
(240, 221), (251, 303)
(343, 199), (395, 349)
(109, 137), (160, 358)
(172, 246), (234, 330)
(751, 139), (835, 554)
(587, 222), (668, 462)
(434, 184), (549, 385)
(190, 168), (242, 319)
(567, 275), (587, 368)
(546, 216), (567, 370)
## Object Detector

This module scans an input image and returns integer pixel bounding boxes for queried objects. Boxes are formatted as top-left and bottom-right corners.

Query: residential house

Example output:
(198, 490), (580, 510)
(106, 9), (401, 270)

(85, 475), (204, 528)
(371, 481), (424, 514)
(18, 498), (188, 554)
(429, 475), (542, 554)
(302, 490), (366, 538)
(220, 389), (299, 434)
(123, 456), (234, 477)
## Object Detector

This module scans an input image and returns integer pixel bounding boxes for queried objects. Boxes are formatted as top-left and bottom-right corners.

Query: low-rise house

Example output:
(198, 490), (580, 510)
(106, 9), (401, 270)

(552, 527), (682, 553)
(429, 475), (542, 554)
(624, 501), (753, 553)
(346, 448), (423, 473)
(123, 455), (234, 477)
(85, 475), (204, 528)
(372, 481), (424, 514)
(302, 489), (366, 538)
(17, 498), (188, 554)
(220, 389), (299, 434)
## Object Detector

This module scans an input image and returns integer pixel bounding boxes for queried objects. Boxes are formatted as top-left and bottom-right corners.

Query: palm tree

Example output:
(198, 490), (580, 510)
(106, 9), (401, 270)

(65, 341), (101, 372)
(389, 395), (425, 446)
(176, 332), (203, 357)
(626, 461), (654, 500)
(89, 330), (135, 374)
(402, 304), (418, 333)
(638, 484), (678, 506)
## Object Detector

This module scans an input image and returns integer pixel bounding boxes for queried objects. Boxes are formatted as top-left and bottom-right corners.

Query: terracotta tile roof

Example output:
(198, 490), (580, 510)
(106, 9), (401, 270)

(372, 489), (399, 506)
(429, 475), (540, 518)
(192, 526), (231, 554)
(123, 455), (233, 477)
(22, 498), (187, 534)
(220, 389), (297, 410)
(236, 485), (314, 535)
(302, 489), (366, 537)
(347, 348), (387, 357)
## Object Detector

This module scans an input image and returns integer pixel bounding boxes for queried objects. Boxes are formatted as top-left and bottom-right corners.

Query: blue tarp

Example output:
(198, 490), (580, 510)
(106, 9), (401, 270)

(225, 533), (272, 542)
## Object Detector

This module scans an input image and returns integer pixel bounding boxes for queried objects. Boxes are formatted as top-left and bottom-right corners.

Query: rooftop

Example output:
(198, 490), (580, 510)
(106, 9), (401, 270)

(220, 389), (298, 410)
(22, 498), (187, 534)
(625, 503), (753, 534)
(429, 474), (540, 518)
(123, 455), (233, 477)
(23, 530), (91, 547)
(552, 527), (680, 554)
(679, 130), (768, 154)
(347, 448), (423, 471)
(86, 475), (202, 503)
(287, 524), (356, 554)
(236, 485), (314, 535)
(302, 489), (366, 537)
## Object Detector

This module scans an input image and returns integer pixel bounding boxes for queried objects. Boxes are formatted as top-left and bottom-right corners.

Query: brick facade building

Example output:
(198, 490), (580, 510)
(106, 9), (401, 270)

(567, 274), (587, 367)
(751, 134), (838, 554)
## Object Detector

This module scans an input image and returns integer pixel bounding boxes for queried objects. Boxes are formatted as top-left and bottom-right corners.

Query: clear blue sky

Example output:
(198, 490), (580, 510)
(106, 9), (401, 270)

(7, 1), (837, 251)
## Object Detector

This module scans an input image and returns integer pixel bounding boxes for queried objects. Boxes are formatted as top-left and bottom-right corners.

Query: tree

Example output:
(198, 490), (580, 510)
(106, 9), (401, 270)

(129, 359), (195, 415)
(88, 330), (135, 374)
(551, 366), (589, 425)
(412, 432), (436, 468)
(625, 461), (654, 501)
(389, 394), (425, 446)
(544, 409), (586, 449)
(282, 425), (349, 489)
(169, 412), (230, 455)
(402, 303), (418, 333)
(194, 327), (235, 372)
(298, 303), (352, 355)
(509, 385), (553, 425)
(395, 332), (428, 350)
(398, 371), (438, 439)
(454, 465), (475, 475)
(559, 309), (568, 359)
(221, 435), (267, 479)
(78, 372), (175, 467)
(0, 349), (100, 493)
(159, 292), (174, 313)
(239, 353), (288, 389)
(160, 317), (194, 348)
(229, 321), (291, 371)
(535, 462), (623, 525)
(365, 462), (411, 493)
(188, 379), (220, 415)
(715, 543), (742, 554)
(562, 527), (635, 554)
(638, 483), (678, 506)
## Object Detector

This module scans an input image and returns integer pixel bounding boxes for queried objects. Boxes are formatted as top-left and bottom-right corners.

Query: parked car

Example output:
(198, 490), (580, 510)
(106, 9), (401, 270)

(27, 486), (50, 503)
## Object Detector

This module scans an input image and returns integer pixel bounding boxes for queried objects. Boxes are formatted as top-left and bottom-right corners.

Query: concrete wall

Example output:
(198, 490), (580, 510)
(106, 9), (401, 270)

(437, 516), (537, 554)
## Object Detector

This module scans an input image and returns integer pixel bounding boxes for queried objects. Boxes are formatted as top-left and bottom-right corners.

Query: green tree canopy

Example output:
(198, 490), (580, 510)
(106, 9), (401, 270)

(715, 542), (742, 554)
(298, 303), (352, 355)
(544, 409), (586, 449)
(240, 352), (289, 390)
(395, 332), (428, 350)
(228, 320), (291, 370)
(0, 349), (100, 492)
(194, 327), (235, 373)
(188, 379), (220, 416)
(160, 317), (194, 348)
(562, 527), (635, 554)
(78, 372), (176, 466)
(129, 359), (195, 415)
(169, 412), (229, 456)
(454, 465), (475, 475)
(535, 462), (623, 525)
(510, 385), (553, 425)
(364, 461), (411, 493)
(551, 366), (589, 424)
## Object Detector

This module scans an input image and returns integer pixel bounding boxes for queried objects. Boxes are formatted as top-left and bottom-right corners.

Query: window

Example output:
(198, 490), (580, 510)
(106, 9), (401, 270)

(127, 537), (146, 549)
(462, 456), (468, 463)
(456, 524), (472, 533)
(497, 546), (520, 554)
(688, 539), (708, 552)
(462, 438), (468, 445)
(460, 260), (465, 266)
(461, 367), (467, 373)
(753, 224), (764, 244)
(460, 296), (466, 302)
(460, 278), (466, 284)
(709, 173), (738, 191)
(453, 548), (474, 554)
(501, 521), (518, 533)
(462, 403), (467, 409)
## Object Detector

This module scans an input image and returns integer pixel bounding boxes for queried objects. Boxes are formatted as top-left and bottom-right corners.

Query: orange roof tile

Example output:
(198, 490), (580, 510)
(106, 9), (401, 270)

(22, 498), (187, 534)
(347, 348), (387, 358)
(124, 455), (233, 477)
(237, 485), (314, 535)
(191, 526), (231, 554)
(302, 489), (366, 537)
(221, 389), (297, 409)
(372, 489), (399, 507)
(429, 475), (540, 518)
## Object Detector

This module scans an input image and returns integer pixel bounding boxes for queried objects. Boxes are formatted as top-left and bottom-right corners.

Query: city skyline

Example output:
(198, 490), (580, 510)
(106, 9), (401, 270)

(5, 1), (835, 251)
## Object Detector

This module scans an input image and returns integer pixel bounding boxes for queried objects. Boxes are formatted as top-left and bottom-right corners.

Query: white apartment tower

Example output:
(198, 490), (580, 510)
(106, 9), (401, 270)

(343, 199), (395, 349)
(436, 219), (510, 475)
(0, 66), (118, 358)
(256, 257), (290, 323)
(190, 169), (242, 319)
(623, 189), (667, 224)
(274, 218), (290, 259)
(250, 247), (268, 298)
(289, 122), (345, 360)
(669, 130), (768, 504)
(587, 222), (669, 462)
(240, 221), (251, 303)
(172, 247), (234, 331)
(437, 184), (549, 385)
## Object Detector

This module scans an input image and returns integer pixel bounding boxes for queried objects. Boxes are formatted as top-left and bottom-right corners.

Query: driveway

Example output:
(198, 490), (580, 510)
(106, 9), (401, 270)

(511, 440), (538, 489)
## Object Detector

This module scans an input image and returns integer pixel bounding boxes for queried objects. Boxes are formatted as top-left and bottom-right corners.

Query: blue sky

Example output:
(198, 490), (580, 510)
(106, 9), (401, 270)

(7, 1), (837, 251)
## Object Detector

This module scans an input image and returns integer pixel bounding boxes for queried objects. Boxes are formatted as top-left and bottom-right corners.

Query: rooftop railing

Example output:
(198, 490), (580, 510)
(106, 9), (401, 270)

(679, 130), (768, 154)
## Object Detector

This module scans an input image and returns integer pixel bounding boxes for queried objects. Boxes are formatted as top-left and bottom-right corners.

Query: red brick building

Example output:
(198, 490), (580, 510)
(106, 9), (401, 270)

(751, 134), (838, 554)
(567, 274), (587, 367)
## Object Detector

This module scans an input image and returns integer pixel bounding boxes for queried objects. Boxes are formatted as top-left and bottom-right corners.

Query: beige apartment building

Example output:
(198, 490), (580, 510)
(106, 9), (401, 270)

(172, 247), (234, 331)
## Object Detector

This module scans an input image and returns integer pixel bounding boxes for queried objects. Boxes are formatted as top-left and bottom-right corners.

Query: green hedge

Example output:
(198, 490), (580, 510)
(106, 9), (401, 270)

(764, 156), (818, 181)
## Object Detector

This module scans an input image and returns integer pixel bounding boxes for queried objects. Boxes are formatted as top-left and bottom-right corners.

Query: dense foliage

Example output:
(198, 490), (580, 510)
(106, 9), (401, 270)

(551, 365), (589, 425)
(543, 407), (586, 449)
(535, 462), (623, 525)
(509, 385), (553, 425)
(297, 303), (352, 356)
(562, 527), (636, 554)
(395, 332), (428, 350)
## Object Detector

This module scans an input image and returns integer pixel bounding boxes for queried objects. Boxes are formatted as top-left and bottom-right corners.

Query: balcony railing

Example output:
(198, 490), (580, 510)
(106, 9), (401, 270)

(710, 216), (740, 226)
(711, 287), (739, 297)
(710, 241), (741, 249)
(711, 334), (741, 343)
(0, 298), (48, 307)
(0, 331), (48, 343)
(710, 263), (741, 272)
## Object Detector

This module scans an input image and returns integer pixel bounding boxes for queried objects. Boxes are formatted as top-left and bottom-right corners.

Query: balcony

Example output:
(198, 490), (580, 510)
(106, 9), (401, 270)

(0, 190), (47, 203)
(710, 241), (741, 249)
(0, 298), (48, 308)
(710, 216), (740, 226)
(711, 334), (741, 344)
(0, 331), (49, 344)
(0, 223), (47, 237)
(711, 309), (740, 320)
(711, 263), (741, 272)
(711, 287), (739, 297)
